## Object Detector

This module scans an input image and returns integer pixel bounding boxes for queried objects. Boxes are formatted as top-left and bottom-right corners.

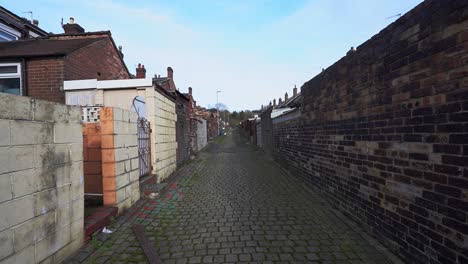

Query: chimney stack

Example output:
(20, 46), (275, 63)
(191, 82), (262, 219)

(188, 87), (192, 95)
(136, 63), (146, 79)
(285, 92), (288, 102)
(293, 85), (298, 96)
(62, 17), (85, 34)
(273, 99), (276, 107)
(167, 67), (173, 79)
(279, 98), (282, 104)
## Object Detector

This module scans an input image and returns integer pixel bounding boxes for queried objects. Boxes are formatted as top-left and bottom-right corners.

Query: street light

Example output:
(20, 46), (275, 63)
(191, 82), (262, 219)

(216, 90), (221, 136)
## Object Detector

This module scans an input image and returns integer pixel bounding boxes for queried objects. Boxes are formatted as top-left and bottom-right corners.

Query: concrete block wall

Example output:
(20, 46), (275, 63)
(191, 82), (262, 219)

(148, 90), (177, 182)
(100, 107), (140, 213)
(0, 93), (84, 264)
(271, 1), (468, 263)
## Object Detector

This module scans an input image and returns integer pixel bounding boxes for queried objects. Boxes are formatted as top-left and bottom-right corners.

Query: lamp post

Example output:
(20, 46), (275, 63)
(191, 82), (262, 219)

(216, 90), (221, 136)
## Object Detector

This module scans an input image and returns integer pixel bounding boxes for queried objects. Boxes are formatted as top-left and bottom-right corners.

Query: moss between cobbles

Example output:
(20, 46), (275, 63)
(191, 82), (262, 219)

(214, 135), (226, 144)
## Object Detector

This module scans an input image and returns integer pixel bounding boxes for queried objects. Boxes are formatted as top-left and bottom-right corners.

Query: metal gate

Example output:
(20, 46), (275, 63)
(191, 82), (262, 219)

(137, 118), (152, 178)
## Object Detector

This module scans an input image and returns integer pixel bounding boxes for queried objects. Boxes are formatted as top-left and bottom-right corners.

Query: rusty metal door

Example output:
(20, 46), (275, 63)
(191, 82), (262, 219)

(137, 118), (152, 178)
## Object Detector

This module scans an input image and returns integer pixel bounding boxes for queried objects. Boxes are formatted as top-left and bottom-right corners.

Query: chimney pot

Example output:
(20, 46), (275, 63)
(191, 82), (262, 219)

(189, 87), (192, 95)
(293, 85), (298, 96)
(279, 98), (282, 104)
(136, 63), (146, 79)
(285, 92), (288, 102)
(273, 99), (276, 107)
(33, 19), (39, 26)
(69, 17), (74, 24)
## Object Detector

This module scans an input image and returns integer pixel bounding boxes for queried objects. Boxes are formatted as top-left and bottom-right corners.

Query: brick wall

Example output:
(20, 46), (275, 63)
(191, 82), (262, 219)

(26, 58), (65, 104)
(256, 123), (262, 146)
(207, 116), (218, 141)
(260, 107), (273, 155)
(0, 93), (84, 263)
(271, 1), (468, 263)
(64, 38), (130, 81)
(175, 96), (190, 165)
(26, 37), (129, 105)
(82, 123), (103, 204)
(189, 118), (198, 154)
(100, 107), (140, 213)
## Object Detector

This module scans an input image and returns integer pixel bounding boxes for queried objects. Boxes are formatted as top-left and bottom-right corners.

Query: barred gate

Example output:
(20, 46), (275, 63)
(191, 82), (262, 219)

(137, 118), (152, 178)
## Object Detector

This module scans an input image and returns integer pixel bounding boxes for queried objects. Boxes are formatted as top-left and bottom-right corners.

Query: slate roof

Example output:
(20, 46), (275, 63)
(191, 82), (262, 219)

(0, 6), (48, 36)
(0, 37), (104, 58)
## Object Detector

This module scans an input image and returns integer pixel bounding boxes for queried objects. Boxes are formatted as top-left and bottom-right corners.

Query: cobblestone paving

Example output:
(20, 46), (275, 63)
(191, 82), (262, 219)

(83, 131), (396, 264)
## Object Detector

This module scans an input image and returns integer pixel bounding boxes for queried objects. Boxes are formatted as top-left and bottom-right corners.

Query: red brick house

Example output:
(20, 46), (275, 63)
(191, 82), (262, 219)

(0, 18), (130, 103)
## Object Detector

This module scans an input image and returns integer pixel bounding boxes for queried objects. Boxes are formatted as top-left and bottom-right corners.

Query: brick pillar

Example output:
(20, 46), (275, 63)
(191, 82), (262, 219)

(100, 107), (117, 206)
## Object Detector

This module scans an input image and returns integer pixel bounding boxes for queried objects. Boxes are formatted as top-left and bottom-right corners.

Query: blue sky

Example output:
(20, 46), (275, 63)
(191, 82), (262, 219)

(4, 0), (422, 111)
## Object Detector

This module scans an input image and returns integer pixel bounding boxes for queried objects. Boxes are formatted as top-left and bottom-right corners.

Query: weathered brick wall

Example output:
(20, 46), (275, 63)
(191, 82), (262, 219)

(100, 107), (140, 213)
(64, 38), (130, 81)
(207, 117), (218, 141)
(260, 107), (273, 155)
(175, 97), (190, 165)
(273, 1), (468, 263)
(256, 123), (262, 146)
(82, 123), (103, 205)
(0, 93), (84, 263)
(26, 58), (65, 104)
(189, 118), (198, 154)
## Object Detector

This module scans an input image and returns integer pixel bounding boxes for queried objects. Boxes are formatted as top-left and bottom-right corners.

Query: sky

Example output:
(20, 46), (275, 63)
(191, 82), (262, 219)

(4, 0), (423, 111)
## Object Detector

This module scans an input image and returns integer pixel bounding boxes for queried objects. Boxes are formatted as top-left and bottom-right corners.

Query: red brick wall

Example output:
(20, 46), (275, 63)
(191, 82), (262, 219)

(25, 37), (129, 104)
(83, 123), (103, 205)
(65, 38), (130, 81)
(26, 58), (65, 103)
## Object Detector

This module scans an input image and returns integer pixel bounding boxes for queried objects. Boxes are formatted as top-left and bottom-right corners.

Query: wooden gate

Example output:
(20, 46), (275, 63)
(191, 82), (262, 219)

(137, 118), (152, 178)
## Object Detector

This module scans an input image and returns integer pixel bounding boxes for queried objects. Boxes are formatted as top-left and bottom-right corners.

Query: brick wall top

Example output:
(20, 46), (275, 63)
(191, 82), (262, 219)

(301, 0), (468, 120)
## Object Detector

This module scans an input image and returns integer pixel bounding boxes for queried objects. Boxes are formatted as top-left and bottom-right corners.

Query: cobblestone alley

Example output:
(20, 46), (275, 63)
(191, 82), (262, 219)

(77, 130), (398, 264)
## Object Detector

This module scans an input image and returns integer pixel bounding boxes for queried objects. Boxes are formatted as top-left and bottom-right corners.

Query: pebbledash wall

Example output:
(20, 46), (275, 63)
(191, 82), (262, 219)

(0, 93), (84, 263)
(272, 1), (468, 263)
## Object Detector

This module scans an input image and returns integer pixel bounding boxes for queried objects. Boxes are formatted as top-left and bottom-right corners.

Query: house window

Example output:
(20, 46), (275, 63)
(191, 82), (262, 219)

(0, 63), (21, 95)
(0, 24), (20, 41)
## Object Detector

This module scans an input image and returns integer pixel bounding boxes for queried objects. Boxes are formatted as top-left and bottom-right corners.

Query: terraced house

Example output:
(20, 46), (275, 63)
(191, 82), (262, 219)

(0, 17), (130, 103)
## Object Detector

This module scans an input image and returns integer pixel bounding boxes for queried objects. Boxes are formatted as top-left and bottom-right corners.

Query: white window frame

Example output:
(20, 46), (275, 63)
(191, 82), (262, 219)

(0, 63), (22, 95)
(0, 23), (20, 41)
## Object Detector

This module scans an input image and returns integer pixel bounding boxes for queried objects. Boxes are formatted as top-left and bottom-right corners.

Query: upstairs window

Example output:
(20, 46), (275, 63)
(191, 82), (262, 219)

(0, 24), (20, 41)
(0, 63), (21, 95)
